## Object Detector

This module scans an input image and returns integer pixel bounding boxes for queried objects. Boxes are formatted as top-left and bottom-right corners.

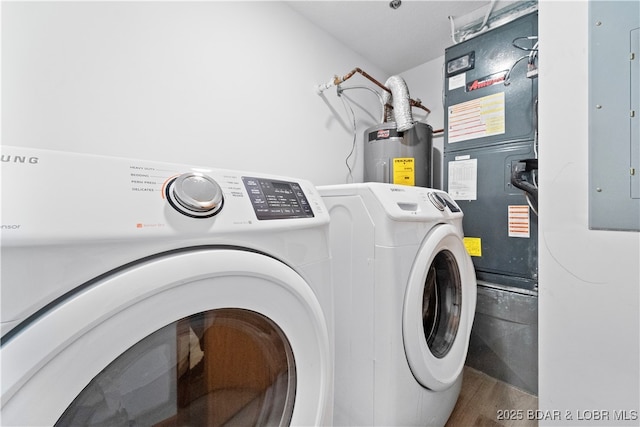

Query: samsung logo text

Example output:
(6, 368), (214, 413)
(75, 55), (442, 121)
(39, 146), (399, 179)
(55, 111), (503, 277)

(1, 155), (39, 164)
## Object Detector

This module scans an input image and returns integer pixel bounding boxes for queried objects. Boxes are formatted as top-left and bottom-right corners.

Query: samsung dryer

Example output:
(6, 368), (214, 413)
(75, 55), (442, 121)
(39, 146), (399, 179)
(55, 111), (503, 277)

(1, 146), (334, 426)
(319, 183), (477, 427)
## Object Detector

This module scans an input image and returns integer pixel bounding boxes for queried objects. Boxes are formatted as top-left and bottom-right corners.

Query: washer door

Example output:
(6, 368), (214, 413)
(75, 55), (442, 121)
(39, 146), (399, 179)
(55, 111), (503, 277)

(1, 249), (331, 426)
(402, 224), (477, 391)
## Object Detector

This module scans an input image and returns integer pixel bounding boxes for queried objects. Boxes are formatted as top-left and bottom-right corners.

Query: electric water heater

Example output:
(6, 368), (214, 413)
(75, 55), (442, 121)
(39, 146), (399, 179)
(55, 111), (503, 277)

(363, 122), (433, 188)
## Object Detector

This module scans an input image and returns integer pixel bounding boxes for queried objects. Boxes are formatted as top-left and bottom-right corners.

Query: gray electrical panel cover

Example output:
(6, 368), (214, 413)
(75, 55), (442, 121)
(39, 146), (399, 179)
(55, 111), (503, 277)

(589, 1), (640, 231)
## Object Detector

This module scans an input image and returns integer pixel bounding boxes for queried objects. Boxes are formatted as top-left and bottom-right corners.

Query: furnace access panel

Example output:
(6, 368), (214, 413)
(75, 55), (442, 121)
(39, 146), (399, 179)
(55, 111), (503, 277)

(444, 12), (538, 153)
(443, 11), (539, 291)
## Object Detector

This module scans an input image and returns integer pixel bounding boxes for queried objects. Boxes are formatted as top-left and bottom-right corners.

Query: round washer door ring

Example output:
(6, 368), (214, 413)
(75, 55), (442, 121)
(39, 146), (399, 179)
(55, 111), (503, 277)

(1, 249), (332, 426)
(402, 224), (477, 391)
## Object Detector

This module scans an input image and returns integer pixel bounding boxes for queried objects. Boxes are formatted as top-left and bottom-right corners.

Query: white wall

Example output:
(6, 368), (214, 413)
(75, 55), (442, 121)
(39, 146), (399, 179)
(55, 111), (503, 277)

(538, 1), (640, 425)
(1, 1), (384, 185)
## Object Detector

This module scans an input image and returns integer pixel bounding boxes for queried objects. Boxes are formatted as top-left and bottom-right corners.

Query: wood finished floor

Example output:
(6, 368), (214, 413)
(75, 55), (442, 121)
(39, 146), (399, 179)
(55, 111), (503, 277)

(445, 367), (539, 427)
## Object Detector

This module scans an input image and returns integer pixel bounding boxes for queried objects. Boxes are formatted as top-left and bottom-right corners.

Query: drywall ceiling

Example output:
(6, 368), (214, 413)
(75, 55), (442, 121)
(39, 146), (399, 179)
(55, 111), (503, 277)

(286, 1), (520, 75)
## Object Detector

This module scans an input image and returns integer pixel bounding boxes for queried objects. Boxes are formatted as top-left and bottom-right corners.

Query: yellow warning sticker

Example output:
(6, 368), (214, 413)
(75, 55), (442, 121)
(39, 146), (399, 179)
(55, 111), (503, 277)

(393, 158), (415, 186)
(463, 237), (482, 257)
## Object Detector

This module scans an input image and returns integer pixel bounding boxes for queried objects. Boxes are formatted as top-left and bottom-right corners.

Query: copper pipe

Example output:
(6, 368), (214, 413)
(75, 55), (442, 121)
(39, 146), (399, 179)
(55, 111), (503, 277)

(409, 99), (430, 114)
(335, 67), (390, 94)
(333, 67), (431, 114)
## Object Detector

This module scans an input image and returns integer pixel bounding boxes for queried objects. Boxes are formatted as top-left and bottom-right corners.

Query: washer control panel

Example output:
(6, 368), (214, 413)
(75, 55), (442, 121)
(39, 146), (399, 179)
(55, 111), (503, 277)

(428, 191), (461, 213)
(0, 145), (329, 246)
(242, 177), (314, 220)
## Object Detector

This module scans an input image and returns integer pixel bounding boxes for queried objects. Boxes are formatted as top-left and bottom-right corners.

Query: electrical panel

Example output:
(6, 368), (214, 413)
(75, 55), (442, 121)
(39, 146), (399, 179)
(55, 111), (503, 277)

(589, 1), (640, 231)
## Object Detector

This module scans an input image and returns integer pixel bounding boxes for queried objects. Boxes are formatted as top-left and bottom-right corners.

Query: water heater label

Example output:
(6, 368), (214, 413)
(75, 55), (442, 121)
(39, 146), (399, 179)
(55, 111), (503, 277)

(448, 92), (506, 143)
(369, 128), (402, 141)
(392, 158), (415, 186)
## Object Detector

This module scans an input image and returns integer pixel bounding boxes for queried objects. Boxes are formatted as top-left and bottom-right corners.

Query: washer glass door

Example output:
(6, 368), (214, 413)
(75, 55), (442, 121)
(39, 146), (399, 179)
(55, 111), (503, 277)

(422, 250), (462, 359)
(56, 308), (295, 426)
(403, 224), (476, 391)
(1, 249), (331, 427)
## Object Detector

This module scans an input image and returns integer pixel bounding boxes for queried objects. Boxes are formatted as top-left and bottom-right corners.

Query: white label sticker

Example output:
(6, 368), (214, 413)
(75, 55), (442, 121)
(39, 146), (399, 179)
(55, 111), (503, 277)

(508, 205), (530, 238)
(448, 158), (477, 200)
(448, 73), (466, 91)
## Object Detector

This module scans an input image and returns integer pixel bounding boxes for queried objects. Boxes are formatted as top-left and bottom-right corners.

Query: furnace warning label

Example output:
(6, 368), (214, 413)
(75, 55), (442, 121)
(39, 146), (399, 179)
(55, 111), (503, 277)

(508, 205), (530, 238)
(393, 158), (415, 186)
(448, 92), (506, 143)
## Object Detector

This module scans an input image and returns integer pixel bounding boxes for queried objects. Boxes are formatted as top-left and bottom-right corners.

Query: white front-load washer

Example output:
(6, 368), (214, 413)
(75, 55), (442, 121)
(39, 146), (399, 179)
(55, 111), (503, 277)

(1, 146), (334, 426)
(319, 183), (477, 427)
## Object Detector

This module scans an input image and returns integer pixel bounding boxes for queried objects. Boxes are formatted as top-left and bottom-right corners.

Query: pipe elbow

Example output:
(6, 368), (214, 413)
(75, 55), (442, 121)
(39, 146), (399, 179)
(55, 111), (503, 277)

(384, 75), (414, 132)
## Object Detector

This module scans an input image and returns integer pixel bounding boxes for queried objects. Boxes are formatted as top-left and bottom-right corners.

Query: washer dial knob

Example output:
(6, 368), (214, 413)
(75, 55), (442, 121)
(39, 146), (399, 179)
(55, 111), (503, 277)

(427, 192), (446, 211)
(167, 172), (224, 218)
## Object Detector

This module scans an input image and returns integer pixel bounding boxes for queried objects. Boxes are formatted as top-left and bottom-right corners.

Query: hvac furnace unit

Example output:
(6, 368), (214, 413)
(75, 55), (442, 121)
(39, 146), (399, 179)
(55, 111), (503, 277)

(444, 11), (538, 291)
(443, 11), (539, 395)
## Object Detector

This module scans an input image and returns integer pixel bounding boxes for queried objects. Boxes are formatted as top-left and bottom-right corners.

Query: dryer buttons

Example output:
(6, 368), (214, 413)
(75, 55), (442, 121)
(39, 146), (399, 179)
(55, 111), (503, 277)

(166, 173), (224, 218)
